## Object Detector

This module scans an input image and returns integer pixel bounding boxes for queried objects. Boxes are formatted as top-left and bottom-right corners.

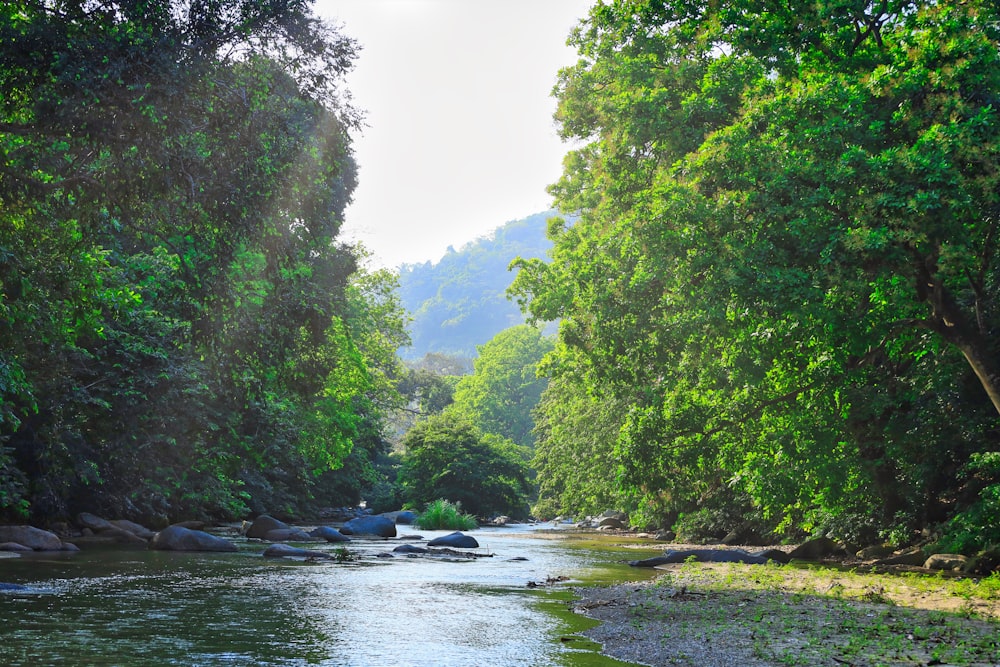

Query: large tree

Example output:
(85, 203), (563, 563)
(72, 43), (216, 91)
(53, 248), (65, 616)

(0, 0), (398, 522)
(513, 0), (1000, 541)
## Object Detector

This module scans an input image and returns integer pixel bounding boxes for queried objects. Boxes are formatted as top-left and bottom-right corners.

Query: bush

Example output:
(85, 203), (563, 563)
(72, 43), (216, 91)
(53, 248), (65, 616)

(416, 499), (477, 531)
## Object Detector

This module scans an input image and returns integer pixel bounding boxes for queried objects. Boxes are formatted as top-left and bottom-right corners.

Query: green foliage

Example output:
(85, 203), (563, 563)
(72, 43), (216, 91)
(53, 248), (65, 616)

(399, 411), (532, 518)
(415, 499), (478, 531)
(512, 0), (1000, 547)
(451, 325), (554, 448)
(936, 452), (1000, 554)
(397, 212), (556, 360)
(0, 0), (406, 522)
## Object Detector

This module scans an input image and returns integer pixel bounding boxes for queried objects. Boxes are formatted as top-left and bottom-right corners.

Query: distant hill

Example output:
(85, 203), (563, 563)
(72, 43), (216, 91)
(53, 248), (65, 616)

(397, 211), (556, 360)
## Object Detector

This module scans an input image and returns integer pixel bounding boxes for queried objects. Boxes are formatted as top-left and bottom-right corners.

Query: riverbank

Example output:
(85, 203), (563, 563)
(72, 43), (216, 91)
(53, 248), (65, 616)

(570, 558), (1000, 666)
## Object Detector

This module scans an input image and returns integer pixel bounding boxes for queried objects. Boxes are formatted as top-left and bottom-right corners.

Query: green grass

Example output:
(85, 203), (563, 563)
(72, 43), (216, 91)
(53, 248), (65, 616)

(415, 499), (478, 531)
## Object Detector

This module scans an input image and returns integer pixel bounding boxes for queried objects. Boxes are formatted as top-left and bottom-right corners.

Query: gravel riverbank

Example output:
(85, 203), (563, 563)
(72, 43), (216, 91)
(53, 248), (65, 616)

(569, 562), (1000, 667)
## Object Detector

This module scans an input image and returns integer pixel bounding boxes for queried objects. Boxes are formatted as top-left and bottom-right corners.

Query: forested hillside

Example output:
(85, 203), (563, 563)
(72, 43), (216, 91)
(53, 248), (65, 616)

(0, 0), (408, 524)
(514, 0), (1000, 552)
(397, 211), (554, 360)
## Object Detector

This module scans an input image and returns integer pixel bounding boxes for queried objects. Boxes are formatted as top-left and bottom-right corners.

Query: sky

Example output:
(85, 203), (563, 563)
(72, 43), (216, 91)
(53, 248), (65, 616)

(312, 0), (593, 269)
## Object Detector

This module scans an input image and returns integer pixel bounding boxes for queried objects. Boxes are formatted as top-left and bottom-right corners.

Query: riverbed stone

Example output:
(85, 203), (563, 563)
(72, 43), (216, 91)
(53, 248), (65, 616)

(110, 519), (156, 539)
(923, 553), (969, 572)
(630, 548), (772, 567)
(310, 526), (350, 543)
(150, 525), (237, 552)
(246, 515), (290, 539)
(0, 542), (32, 552)
(788, 537), (844, 561)
(76, 512), (114, 533)
(262, 544), (331, 559)
(263, 528), (315, 542)
(598, 517), (625, 530)
(342, 515), (396, 538)
(0, 525), (64, 551)
(427, 531), (479, 548)
(875, 547), (927, 567)
(393, 544), (429, 554)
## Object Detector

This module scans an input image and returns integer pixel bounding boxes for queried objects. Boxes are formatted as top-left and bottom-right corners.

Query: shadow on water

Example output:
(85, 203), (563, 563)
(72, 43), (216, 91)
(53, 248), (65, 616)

(0, 525), (657, 666)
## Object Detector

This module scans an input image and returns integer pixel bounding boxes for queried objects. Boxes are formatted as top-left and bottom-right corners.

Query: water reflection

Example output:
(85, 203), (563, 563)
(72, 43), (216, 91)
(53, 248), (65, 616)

(0, 526), (650, 666)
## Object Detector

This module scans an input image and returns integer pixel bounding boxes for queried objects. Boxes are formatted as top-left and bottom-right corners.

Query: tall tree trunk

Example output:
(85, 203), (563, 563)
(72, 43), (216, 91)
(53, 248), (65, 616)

(919, 261), (1000, 416)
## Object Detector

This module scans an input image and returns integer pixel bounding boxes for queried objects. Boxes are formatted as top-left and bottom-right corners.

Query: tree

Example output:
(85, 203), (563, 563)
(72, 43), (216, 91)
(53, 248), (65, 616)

(451, 325), (554, 448)
(399, 412), (531, 518)
(0, 0), (390, 522)
(512, 0), (1000, 541)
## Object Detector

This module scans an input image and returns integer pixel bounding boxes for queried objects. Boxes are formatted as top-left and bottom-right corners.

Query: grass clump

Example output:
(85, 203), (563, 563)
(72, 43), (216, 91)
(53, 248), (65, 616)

(415, 499), (477, 531)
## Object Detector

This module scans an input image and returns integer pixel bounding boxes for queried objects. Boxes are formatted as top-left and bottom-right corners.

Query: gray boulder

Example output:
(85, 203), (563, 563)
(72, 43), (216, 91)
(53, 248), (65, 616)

(393, 544), (429, 554)
(875, 547), (927, 567)
(0, 542), (32, 552)
(427, 531), (479, 548)
(923, 553), (969, 572)
(310, 526), (350, 543)
(342, 515), (397, 538)
(630, 548), (773, 567)
(788, 537), (844, 561)
(598, 517), (625, 530)
(263, 528), (315, 542)
(245, 515), (290, 539)
(76, 512), (114, 532)
(150, 525), (237, 552)
(0, 525), (64, 551)
(109, 519), (156, 539)
(262, 544), (332, 559)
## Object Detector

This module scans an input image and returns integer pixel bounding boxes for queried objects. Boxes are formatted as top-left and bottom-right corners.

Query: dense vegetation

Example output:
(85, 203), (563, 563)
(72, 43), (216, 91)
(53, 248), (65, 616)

(397, 211), (554, 360)
(0, 0), (408, 524)
(513, 0), (1000, 551)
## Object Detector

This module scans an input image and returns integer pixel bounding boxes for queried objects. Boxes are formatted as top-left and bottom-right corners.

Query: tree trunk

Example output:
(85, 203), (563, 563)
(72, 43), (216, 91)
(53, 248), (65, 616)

(919, 262), (1000, 416)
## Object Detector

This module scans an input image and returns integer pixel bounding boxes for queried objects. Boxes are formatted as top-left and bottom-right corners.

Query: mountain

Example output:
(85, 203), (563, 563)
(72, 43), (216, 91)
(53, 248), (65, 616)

(397, 211), (556, 360)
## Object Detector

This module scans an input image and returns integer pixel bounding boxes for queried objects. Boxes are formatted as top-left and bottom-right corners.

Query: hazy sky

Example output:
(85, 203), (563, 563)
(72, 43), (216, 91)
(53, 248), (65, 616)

(313, 0), (592, 268)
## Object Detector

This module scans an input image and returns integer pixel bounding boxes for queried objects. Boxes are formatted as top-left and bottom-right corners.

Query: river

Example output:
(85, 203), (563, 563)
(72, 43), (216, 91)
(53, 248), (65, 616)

(0, 524), (657, 666)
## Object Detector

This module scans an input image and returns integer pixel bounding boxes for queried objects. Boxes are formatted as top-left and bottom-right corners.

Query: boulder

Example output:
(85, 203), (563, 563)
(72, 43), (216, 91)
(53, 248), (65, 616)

(0, 542), (32, 552)
(150, 525), (237, 552)
(245, 515), (289, 539)
(393, 544), (429, 554)
(629, 548), (772, 567)
(427, 531), (479, 549)
(342, 515), (397, 538)
(394, 510), (418, 525)
(655, 530), (676, 542)
(263, 528), (315, 542)
(788, 537), (844, 561)
(94, 526), (149, 545)
(969, 546), (1000, 575)
(76, 512), (114, 533)
(171, 520), (206, 530)
(262, 544), (331, 559)
(598, 517), (625, 530)
(109, 519), (156, 539)
(923, 554), (969, 572)
(857, 544), (896, 560)
(0, 525), (64, 551)
(875, 547), (927, 567)
(310, 526), (350, 543)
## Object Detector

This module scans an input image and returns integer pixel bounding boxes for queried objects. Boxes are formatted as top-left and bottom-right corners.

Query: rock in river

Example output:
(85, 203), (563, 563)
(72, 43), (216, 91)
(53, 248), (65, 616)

(0, 525), (65, 551)
(427, 532), (479, 549)
(245, 515), (290, 539)
(310, 526), (350, 543)
(341, 515), (396, 538)
(150, 525), (237, 552)
(262, 544), (332, 559)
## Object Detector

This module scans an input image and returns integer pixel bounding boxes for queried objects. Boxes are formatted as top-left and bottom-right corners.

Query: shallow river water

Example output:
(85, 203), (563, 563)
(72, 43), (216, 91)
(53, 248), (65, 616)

(0, 524), (655, 666)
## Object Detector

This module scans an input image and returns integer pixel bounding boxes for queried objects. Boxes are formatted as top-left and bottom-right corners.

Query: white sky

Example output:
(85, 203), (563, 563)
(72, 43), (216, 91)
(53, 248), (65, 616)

(313, 0), (593, 269)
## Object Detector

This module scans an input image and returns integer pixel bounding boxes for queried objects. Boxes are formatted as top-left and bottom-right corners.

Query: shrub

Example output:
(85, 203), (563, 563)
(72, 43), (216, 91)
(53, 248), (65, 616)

(416, 499), (477, 531)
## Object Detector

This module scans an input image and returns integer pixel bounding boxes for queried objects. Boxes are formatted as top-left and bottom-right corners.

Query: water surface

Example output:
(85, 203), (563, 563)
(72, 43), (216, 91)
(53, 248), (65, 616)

(0, 524), (655, 666)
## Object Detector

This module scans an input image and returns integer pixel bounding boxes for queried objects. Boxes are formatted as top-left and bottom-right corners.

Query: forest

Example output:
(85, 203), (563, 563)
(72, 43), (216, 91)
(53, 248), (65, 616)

(2, 0), (1000, 558)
